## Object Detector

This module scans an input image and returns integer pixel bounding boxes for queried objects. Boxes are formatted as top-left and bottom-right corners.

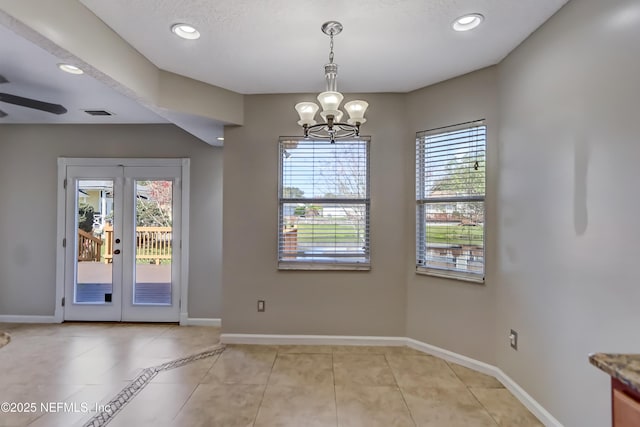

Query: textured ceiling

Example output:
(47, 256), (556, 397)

(0, 0), (567, 140)
(0, 24), (166, 124)
(80, 0), (568, 94)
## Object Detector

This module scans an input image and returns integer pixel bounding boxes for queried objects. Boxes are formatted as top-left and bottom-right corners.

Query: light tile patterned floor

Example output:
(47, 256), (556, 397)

(0, 323), (543, 427)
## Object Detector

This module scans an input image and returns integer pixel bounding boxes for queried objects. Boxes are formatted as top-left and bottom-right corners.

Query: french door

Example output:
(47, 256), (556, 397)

(62, 163), (183, 322)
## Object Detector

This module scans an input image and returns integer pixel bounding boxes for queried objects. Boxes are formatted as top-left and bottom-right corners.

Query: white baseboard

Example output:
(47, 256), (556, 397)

(494, 369), (562, 427)
(220, 333), (405, 347)
(405, 338), (561, 427)
(0, 315), (59, 323)
(406, 338), (499, 378)
(183, 318), (221, 327)
(0, 314), (221, 327)
(220, 333), (561, 427)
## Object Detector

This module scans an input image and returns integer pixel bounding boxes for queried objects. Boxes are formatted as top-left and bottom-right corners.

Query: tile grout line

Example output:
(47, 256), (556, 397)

(332, 350), (339, 427)
(445, 360), (501, 427)
(82, 343), (226, 427)
(169, 381), (199, 424)
(385, 352), (419, 427)
(250, 347), (279, 427)
(169, 348), (225, 423)
(467, 386), (502, 427)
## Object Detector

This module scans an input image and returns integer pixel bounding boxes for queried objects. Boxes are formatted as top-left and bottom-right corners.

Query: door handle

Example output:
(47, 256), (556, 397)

(113, 249), (121, 255)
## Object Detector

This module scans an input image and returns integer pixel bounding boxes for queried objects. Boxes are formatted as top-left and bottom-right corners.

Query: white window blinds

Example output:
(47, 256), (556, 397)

(416, 121), (486, 280)
(278, 138), (370, 269)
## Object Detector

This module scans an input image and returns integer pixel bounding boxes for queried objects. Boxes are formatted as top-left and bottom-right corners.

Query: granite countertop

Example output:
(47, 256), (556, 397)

(589, 353), (640, 393)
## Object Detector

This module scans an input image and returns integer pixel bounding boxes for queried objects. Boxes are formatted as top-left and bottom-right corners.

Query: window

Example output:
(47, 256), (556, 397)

(278, 137), (370, 270)
(416, 121), (486, 281)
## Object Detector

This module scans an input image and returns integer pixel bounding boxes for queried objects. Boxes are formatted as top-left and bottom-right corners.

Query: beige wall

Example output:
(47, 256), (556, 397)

(495, 0), (640, 425)
(2, 2), (637, 423)
(222, 93), (410, 336)
(405, 66), (499, 365)
(222, 2), (640, 424)
(0, 124), (223, 319)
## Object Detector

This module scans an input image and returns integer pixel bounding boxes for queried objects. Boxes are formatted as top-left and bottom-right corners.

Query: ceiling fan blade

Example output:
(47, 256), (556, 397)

(0, 108), (7, 118)
(0, 93), (67, 114)
(0, 74), (7, 84)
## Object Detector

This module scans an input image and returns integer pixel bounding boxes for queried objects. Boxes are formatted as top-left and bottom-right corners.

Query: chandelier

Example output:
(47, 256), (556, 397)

(294, 21), (369, 143)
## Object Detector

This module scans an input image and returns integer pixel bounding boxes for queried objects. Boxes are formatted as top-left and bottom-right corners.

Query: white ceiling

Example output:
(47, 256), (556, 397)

(0, 0), (568, 141)
(81, 0), (568, 94)
(0, 24), (166, 124)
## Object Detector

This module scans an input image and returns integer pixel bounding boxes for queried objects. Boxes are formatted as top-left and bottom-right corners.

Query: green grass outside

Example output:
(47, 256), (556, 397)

(426, 224), (484, 246)
(294, 223), (483, 246)
(296, 223), (363, 244)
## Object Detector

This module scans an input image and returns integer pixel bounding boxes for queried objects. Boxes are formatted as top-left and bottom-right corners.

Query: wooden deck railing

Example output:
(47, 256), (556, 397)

(79, 225), (172, 264)
(135, 226), (172, 264)
(77, 229), (102, 262)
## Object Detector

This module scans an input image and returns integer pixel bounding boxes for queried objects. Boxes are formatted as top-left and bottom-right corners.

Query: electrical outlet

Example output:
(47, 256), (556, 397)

(257, 300), (265, 312)
(509, 329), (518, 350)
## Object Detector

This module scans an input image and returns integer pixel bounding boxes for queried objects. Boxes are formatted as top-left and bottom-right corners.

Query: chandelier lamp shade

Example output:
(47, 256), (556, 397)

(295, 21), (369, 143)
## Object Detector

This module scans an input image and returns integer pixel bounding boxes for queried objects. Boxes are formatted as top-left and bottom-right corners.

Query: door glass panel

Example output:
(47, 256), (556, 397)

(134, 180), (173, 305)
(75, 180), (114, 303)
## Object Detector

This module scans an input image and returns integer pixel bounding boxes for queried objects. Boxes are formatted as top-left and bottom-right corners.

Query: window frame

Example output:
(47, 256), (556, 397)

(415, 120), (486, 283)
(277, 136), (371, 271)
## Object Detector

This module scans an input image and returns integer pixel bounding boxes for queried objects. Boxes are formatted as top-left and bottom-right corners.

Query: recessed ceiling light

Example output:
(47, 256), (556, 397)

(58, 63), (84, 75)
(216, 137), (224, 141)
(171, 23), (200, 40)
(452, 13), (484, 32)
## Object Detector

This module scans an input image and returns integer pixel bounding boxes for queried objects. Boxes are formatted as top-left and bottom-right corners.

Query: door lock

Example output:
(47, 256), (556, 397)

(115, 238), (121, 244)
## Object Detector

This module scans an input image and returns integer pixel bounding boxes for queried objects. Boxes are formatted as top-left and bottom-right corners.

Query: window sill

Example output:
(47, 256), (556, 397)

(279, 262), (371, 271)
(415, 267), (484, 284)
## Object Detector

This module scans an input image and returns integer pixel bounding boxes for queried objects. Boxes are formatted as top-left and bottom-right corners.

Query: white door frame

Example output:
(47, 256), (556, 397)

(63, 166), (124, 321)
(55, 158), (191, 324)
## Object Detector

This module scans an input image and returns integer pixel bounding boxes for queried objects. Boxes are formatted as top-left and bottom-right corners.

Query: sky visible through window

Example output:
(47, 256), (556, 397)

(418, 126), (486, 200)
(282, 140), (367, 199)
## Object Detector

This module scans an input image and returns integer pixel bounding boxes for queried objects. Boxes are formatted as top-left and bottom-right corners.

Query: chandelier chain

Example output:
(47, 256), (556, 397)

(329, 32), (334, 63)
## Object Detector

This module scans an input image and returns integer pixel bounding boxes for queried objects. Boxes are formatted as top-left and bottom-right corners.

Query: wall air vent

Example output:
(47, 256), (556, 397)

(84, 109), (113, 116)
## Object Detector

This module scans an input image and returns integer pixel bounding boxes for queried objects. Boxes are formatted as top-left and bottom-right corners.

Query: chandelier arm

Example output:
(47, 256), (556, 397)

(305, 122), (359, 143)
